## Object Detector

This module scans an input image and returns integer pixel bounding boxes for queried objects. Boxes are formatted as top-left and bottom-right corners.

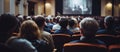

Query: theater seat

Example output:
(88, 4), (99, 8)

(95, 34), (117, 46)
(52, 34), (71, 52)
(63, 43), (108, 52)
(71, 34), (81, 41)
(109, 44), (120, 52)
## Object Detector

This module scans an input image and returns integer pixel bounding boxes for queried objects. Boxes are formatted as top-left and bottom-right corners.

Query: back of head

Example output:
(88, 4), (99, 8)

(20, 20), (40, 40)
(69, 19), (75, 27)
(80, 17), (99, 37)
(34, 16), (45, 28)
(59, 18), (68, 28)
(0, 14), (18, 33)
(104, 16), (114, 29)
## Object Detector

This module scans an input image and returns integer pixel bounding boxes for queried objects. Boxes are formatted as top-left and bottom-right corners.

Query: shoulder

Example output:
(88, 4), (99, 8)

(7, 38), (37, 52)
(75, 27), (80, 30)
(54, 30), (60, 33)
(70, 40), (80, 43)
(67, 29), (73, 34)
(42, 31), (51, 35)
(96, 39), (106, 45)
(97, 29), (106, 34)
(8, 38), (35, 48)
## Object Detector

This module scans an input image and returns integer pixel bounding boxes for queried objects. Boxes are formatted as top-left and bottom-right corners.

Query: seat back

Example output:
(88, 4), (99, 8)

(95, 34), (117, 46)
(52, 34), (71, 52)
(109, 44), (120, 52)
(71, 34), (81, 41)
(63, 43), (108, 52)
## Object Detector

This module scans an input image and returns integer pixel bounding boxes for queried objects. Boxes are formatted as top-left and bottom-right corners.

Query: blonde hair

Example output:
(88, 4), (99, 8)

(20, 20), (41, 40)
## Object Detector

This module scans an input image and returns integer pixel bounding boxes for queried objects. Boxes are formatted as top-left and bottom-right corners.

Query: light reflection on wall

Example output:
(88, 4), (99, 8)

(105, 2), (112, 16)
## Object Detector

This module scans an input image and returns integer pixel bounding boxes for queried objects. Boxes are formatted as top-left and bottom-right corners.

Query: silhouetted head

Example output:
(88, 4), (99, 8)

(79, 17), (99, 37)
(34, 16), (46, 29)
(0, 14), (18, 34)
(59, 18), (69, 29)
(104, 16), (114, 29)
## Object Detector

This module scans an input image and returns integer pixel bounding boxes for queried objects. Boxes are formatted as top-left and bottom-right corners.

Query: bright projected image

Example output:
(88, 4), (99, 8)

(63, 0), (92, 14)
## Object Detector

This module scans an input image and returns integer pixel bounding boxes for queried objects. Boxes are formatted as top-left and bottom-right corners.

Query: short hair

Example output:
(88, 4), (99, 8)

(59, 18), (68, 28)
(104, 16), (114, 28)
(20, 20), (41, 40)
(69, 19), (75, 27)
(0, 14), (18, 33)
(34, 16), (45, 28)
(79, 17), (99, 36)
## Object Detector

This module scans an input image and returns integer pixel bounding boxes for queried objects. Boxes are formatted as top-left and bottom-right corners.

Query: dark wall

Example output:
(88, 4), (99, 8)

(28, 1), (35, 16)
(92, 0), (101, 16)
(55, 0), (63, 16)
(55, 0), (101, 16)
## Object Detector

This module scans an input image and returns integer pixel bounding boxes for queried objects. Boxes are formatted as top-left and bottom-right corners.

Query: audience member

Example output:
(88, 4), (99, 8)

(97, 16), (117, 35)
(34, 16), (55, 52)
(54, 18), (73, 36)
(70, 17), (105, 44)
(52, 16), (61, 31)
(68, 18), (80, 34)
(7, 20), (52, 52)
(0, 14), (18, 43)
(0, 14), (19, 52)
(46, 16), (54, 30)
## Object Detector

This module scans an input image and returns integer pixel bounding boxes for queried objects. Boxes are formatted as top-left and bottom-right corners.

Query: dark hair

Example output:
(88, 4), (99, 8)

(35, 16), (46, 28)
(59, 18), (68, 28)
(0, 14), (18, 33)
(69, 19), (75, 27)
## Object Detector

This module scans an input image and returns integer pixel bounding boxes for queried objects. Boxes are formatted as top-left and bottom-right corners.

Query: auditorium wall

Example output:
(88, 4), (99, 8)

(1, 0), (28, 16)
(1, 0), (120, 16)
(34, 0), (55, 16)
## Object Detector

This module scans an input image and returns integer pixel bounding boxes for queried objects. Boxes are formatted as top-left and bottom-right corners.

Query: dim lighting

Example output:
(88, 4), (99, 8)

(119, 4), (120, 7)
(45, 3), (51, 8)
(106, 2), (112, 8)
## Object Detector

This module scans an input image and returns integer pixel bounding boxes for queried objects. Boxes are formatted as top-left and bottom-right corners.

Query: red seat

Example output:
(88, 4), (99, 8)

(109, 44), (120, 52)
(95, 34), (117, 46)
(52, 34), (71, 52)
(71, 34), (81, 41)
(63, 42), (108, 52)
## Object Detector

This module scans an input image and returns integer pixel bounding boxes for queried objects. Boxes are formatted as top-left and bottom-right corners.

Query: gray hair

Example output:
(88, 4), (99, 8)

(79, 17), (99, 36)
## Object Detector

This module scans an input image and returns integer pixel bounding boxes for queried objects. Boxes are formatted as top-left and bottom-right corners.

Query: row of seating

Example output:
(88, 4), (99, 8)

(52, 34), (120, 52)
(64, 43), (120, 52)
(52, 34), (81, 51)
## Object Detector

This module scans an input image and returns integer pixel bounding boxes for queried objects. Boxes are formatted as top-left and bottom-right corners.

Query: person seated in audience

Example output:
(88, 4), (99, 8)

(45, 15), (54, 30)
(114, 17), (120, 35)
(98, 17), (105, 30)
(97, 16), (117, 35)
(70, 17), (105, 44)
(54, 18), (73, 36)
(34, 16), (56, 52)
(68, 18), (80, 34)
(52, 16), (61, 31)
(7, 20), (52, 52)
(0, 14), (19, 52)
(0, 14), (18, 43)
(44, 25), (52, 33)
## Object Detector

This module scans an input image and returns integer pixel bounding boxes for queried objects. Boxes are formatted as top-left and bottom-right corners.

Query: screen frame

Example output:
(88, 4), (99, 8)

(62, 0), (93, 16)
